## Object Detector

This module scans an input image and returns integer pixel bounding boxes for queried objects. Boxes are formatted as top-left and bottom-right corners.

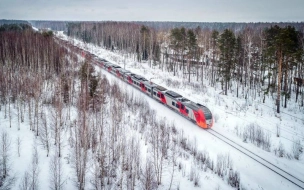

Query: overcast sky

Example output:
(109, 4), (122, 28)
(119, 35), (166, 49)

(1, 0), (303, 22)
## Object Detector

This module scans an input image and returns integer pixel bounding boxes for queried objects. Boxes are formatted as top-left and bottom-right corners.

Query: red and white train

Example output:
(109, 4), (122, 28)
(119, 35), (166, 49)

(91, 56), (213, 129)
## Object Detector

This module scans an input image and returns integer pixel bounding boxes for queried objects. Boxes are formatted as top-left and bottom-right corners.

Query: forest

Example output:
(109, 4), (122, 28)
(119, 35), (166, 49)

(64, 21), (304, 113)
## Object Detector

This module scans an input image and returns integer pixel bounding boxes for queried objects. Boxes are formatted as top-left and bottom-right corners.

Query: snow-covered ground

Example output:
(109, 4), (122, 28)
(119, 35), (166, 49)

(1, 30), (303, 190)
(55, 31), (304, 189)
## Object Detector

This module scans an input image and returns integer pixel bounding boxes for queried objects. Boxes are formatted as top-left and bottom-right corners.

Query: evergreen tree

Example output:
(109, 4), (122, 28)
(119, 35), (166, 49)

(219, 29), (236, 95)
(186, 29), (198, 82)
(140, 25), (150, 60)
(211, 30), (219, 86)
(235, 35), (244, 98)
(265, 25), (300, 113)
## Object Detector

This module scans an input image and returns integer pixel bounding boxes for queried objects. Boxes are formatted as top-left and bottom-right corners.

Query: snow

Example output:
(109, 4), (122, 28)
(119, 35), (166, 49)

(0, 30), (303, 190)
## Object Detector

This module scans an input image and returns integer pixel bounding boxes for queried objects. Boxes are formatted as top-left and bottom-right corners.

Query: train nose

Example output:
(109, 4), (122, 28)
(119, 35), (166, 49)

(206, 119), (213, 128)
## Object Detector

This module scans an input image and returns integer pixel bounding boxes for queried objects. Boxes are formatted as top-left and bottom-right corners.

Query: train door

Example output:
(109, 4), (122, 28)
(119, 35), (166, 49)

(177, 102), (188, 116)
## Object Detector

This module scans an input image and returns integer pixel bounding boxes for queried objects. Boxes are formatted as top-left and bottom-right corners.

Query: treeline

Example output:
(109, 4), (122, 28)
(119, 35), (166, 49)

(0, 19), (29, 26)
(29, 20), (304, 32)
(66, 21), (304, 112)
(29, 20), (68, 31)
(0, 23), (32, 32)
(67, 22), (161, 63)
(134, 21), (304, 31)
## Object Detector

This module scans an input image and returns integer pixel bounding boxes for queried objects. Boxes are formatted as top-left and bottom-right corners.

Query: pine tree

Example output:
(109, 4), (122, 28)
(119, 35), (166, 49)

(265, 25), (300, 113)
(186, 29), (198, 82)
(219, 29), (236, 95)
(211, 30), (219, 86)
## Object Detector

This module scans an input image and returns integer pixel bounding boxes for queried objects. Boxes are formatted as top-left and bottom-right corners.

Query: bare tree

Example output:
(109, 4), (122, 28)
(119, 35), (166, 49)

(50, 152), (65, 190)
(19, 171), (31, 190)
(72, 119), (89, 190)
(0, 131), (15, 190)
(292, 139), (303, 160)
(30, 144), (40, 190)
(39, 110), (51, 157)
(168, 130), (177, 190)
(150, 119), (168, 185)
(140, 159), (157, 190)
(51, 84), (65, 158)
(17, 136), (21, 157)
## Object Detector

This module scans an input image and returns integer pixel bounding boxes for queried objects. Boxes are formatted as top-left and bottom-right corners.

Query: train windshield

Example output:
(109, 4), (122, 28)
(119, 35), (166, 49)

(201, 107), (212, 120)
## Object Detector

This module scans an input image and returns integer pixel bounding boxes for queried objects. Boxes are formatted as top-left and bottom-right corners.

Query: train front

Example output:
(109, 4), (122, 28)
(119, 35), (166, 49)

(196, 105), (213, 129)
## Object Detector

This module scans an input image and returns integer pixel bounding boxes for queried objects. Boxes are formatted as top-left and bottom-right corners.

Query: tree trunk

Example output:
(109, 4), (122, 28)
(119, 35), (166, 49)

(277, 50), (282, 113)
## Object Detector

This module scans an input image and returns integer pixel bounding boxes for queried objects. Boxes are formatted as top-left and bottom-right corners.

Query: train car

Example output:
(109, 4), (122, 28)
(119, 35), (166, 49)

(142, 81), (157, 96)
(97, 58), (108, 67)
(131, 75), (148, 90)
(163, 90), (190, 115)
(124, 72), (135, 84)
(110, 65), (121, 75)
(115, 68), (130, 80)
(152, 85), (167, 104)
(104, 62), (115, 72)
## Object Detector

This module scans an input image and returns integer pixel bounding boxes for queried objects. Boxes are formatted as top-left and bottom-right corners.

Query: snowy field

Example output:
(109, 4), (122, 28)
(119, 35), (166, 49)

(0, 30), (303, 190)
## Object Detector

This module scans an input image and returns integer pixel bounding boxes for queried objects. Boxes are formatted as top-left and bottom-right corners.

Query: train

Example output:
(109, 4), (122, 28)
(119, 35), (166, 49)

(84, 52), (213, 129)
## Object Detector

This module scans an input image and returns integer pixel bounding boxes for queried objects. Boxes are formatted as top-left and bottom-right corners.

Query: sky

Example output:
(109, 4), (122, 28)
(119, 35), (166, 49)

(0, 0), (303, 22)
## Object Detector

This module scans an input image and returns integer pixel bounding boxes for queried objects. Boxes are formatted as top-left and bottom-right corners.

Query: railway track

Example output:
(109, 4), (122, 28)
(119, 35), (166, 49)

(207, 129), (304, 189)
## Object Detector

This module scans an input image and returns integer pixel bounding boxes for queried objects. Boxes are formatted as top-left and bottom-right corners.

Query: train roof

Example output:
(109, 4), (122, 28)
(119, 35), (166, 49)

(154, 85), (167, 91)
(105, 62), (115, 67)
(125, 72), (135, 76)
(99, 58), (107, 62)
(184, 102), (212, 119)
(132, 74), (147, 81)
(184, 102), (200, 110)
(112, 65), (121, 69)
(142, 81), (157, 88)
(117, 68), (130, 73)
(165, 90), (182, 98)
(177, 97), (190, 102)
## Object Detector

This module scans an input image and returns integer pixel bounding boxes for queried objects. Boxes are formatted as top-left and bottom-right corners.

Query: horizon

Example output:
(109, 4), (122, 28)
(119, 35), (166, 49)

(2, 19), (303, 24)
(1, 0), (303, 23)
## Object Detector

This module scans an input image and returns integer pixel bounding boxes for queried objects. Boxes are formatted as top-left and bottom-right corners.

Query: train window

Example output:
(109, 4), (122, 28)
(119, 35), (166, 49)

(176, 104), (180, 108)
(153, 92), (156, 95)
(186, 109), (189, 114)
(148, 89), (151, 92)
(172, 102), (175, 106)
(145, 87), (147, 90)
(161, 94), (164, 98)
(181, 105), (185, 109)
(157, 94), (160, 98)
